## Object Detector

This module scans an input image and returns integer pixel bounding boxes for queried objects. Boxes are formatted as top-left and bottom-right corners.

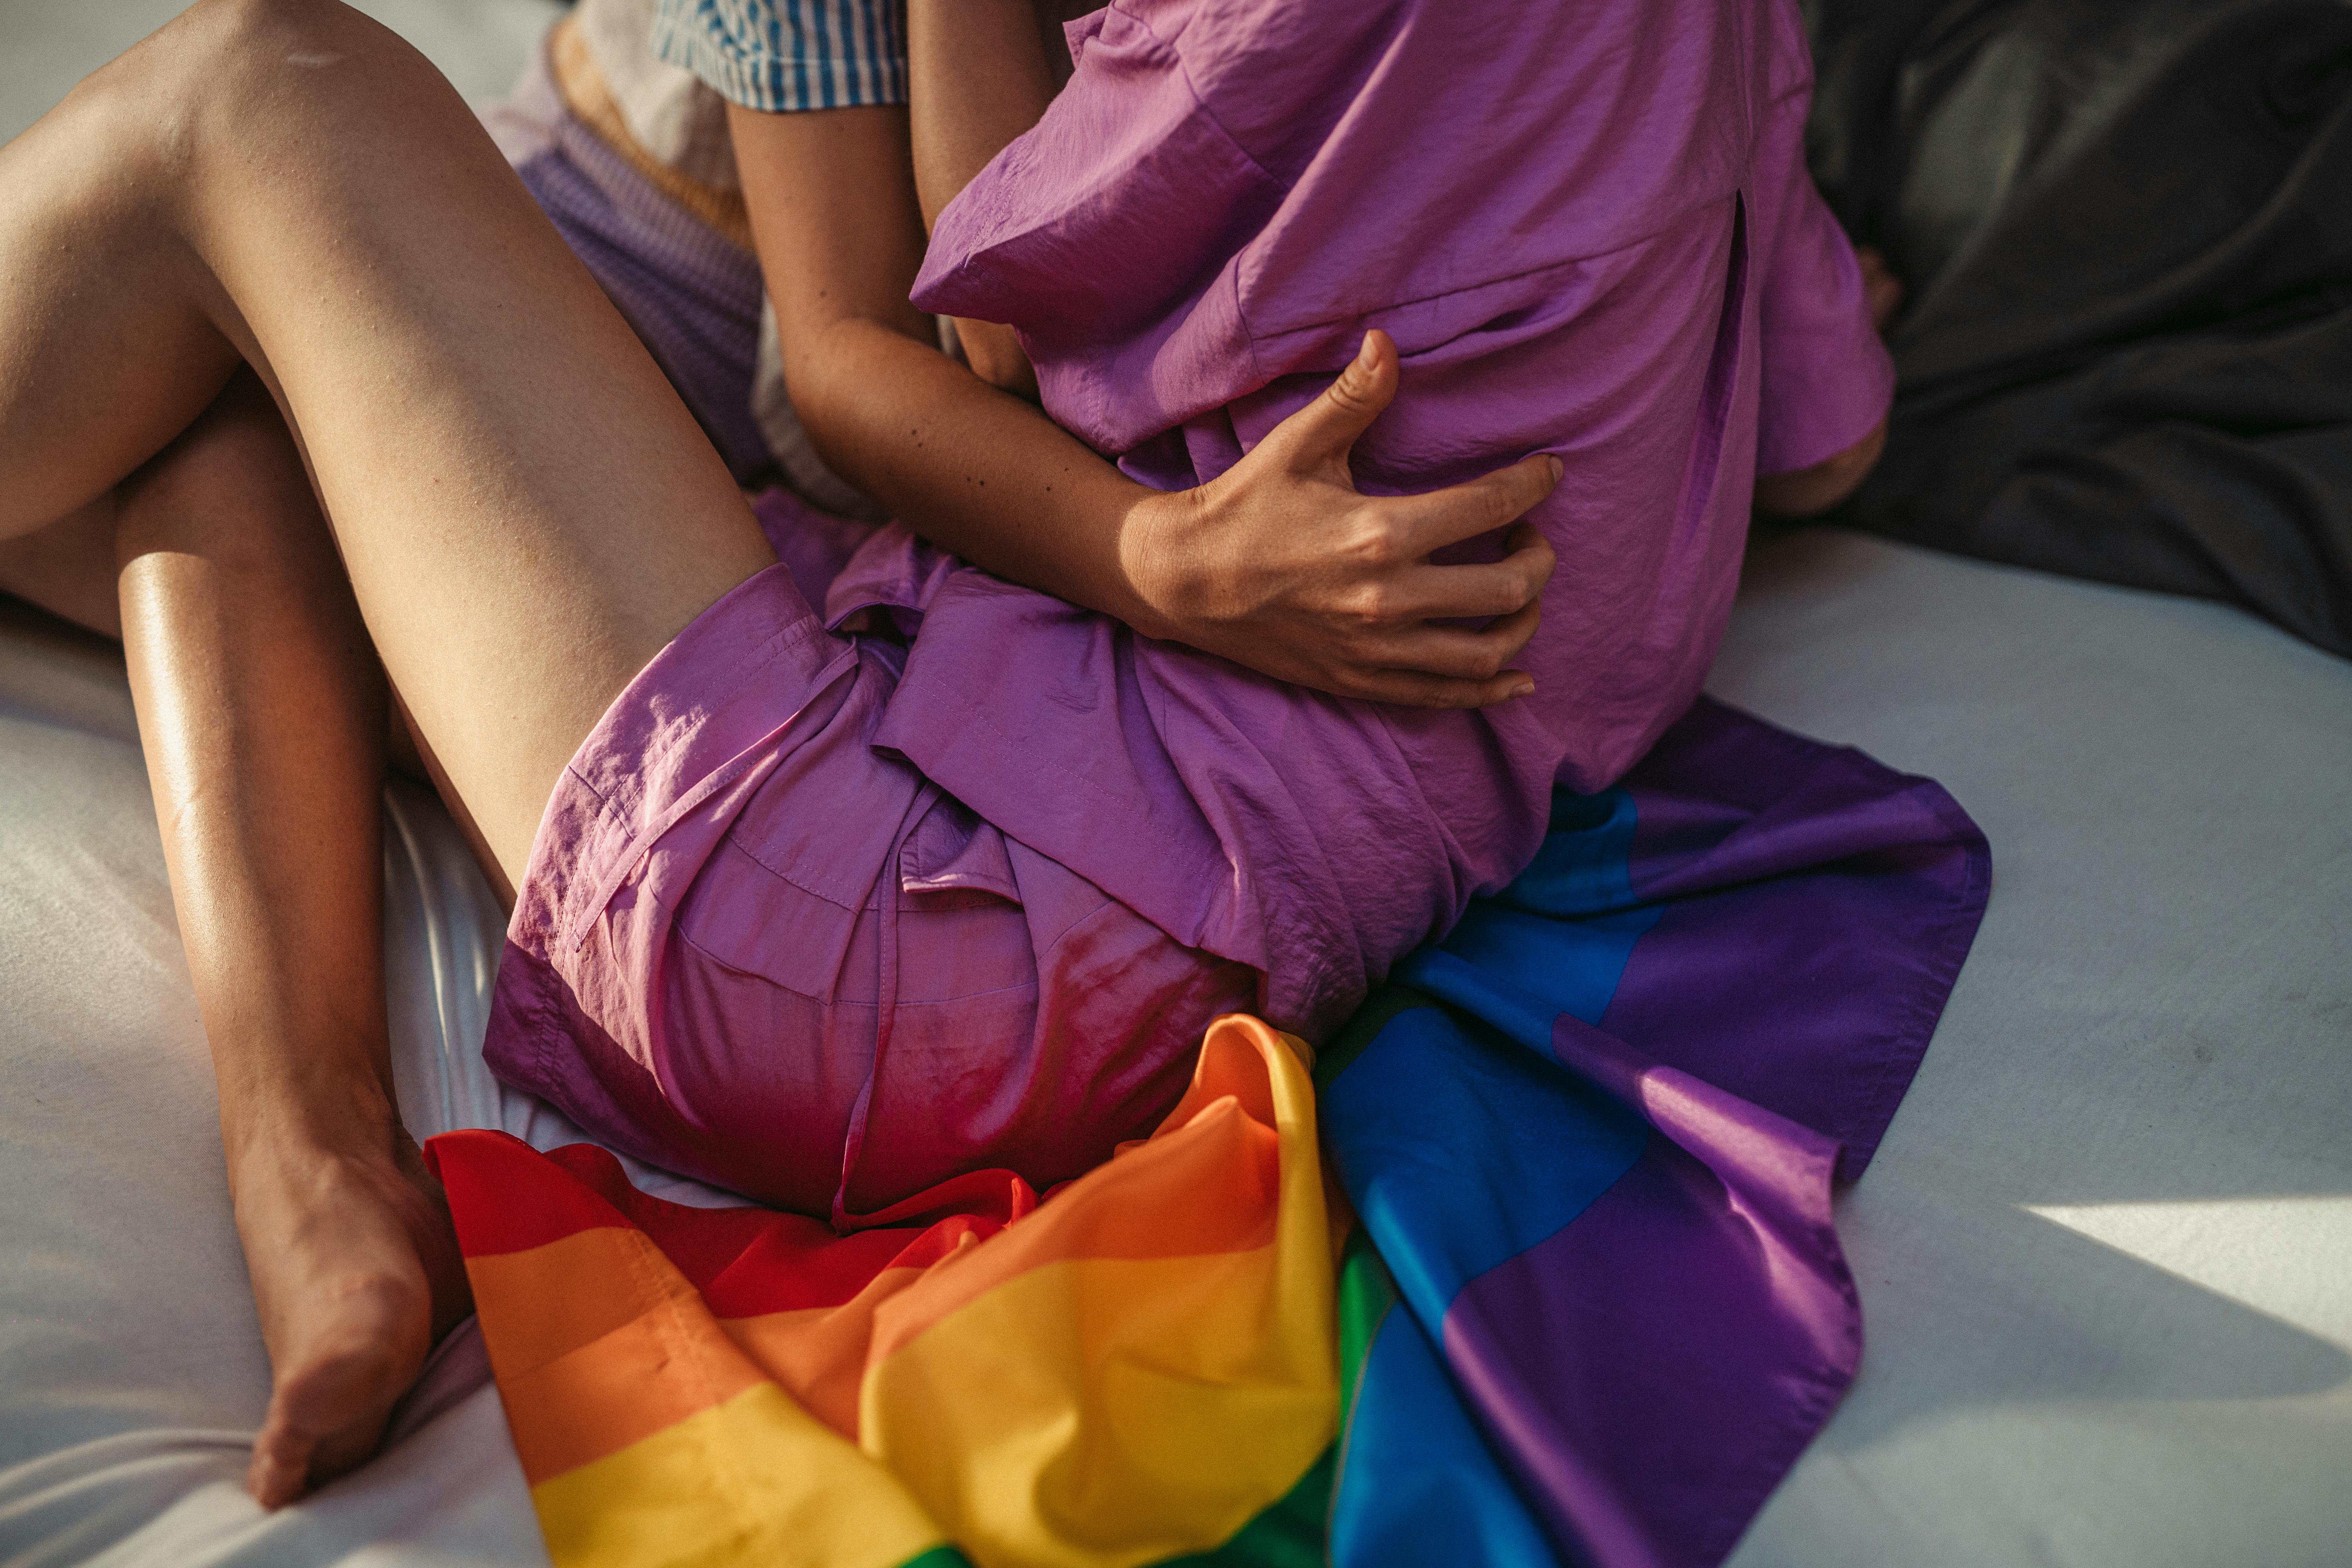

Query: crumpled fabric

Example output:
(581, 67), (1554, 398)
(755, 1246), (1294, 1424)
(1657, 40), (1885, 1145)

(1808, 0), (2352, 656)
(834, 0), (1891, 1037)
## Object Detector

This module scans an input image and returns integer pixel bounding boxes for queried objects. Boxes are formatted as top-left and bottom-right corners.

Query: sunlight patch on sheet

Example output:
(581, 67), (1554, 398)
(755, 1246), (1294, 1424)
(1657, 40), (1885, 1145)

(2025, 1198), (2352, 1346)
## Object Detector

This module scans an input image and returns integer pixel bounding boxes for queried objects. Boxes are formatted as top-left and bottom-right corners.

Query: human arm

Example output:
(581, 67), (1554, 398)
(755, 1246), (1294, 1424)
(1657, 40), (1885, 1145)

(728, 91), (1561, 707)
(1754, 415), (1886, 517)
(904, 0), (1060, 396)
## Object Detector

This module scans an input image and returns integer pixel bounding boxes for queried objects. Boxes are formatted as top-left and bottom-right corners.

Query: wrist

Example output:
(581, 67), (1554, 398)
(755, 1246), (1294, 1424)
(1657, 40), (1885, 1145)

(1110, 485), (1199, 644)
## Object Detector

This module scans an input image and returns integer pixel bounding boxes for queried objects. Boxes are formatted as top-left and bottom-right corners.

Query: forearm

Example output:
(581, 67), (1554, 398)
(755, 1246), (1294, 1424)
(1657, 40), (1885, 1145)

(904, 0), (1058, 396)
(906, 0), (1056, 232)
(730, 99), (1553, 708)
(797, 322), (1558, 706)
(729, 98), (1169, 632)
(788, 315), (1170, 632)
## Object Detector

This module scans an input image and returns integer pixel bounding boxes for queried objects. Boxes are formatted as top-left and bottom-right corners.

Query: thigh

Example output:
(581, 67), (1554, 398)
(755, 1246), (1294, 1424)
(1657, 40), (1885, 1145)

(0, 0), (778, 888)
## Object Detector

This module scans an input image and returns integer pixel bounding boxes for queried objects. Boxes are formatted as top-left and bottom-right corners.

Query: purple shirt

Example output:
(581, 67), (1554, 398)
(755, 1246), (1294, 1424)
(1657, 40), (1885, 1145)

(832, 0), (1890, 1038)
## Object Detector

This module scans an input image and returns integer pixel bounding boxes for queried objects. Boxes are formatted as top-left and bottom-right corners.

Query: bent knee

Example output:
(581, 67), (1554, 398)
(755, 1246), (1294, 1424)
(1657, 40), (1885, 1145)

(113, 377), (314, 564)
(81, 0), (430, 169)
(154, 0), (387, 73)
(0, 500), (126, 639)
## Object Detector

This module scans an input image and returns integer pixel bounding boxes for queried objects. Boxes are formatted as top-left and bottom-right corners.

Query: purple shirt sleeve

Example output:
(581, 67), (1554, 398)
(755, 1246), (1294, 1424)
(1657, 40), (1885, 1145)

(1749, 6), (1896, 475)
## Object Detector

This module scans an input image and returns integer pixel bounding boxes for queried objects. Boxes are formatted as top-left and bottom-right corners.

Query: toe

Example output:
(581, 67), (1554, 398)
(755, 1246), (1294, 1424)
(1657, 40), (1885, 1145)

(247, 1417), (315, 1509)
(249, 1286), (417, 1505)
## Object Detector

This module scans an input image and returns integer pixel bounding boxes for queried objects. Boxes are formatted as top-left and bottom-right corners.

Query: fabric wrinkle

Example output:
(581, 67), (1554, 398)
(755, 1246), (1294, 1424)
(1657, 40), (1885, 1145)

(481, 0), (1901, 1214)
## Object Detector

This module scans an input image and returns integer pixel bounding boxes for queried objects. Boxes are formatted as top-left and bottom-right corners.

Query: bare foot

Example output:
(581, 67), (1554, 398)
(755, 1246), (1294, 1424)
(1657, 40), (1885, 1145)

(227, 1122), (471, 1508)
(1855, 245), (1905, 332)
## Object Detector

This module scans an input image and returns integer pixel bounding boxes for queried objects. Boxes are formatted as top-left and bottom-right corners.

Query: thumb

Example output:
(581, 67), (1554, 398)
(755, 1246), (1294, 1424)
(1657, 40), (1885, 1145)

(1279, 330), (1397, 472)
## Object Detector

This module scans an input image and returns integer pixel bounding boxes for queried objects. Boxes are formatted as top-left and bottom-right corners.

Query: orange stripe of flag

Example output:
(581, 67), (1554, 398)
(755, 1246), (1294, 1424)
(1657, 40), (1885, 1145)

(864, 1078), (1283, 1366)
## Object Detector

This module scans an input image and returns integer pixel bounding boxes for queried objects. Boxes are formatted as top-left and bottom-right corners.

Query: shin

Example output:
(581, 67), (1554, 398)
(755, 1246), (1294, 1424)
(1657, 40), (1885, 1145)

(114, 372), (468, 1508)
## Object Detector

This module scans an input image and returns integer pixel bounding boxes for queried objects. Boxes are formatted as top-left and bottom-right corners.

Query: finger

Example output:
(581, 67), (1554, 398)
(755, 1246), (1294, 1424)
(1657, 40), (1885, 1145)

(247, 1415), (317, 1509)
(1383, 452), (1562, 555)
(1373, 528), (1555, 621)
(1356, 597), (1543, 681)
(1263, 329), (1399, 474)
(1343, 664), (1538, 710)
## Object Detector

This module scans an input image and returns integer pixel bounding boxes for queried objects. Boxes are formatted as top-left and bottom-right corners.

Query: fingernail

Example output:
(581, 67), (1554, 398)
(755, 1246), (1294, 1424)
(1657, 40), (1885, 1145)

(1357, 331), (1379, 368)
(1511, 680), (1535, 699)
(1546, 456), (1563, 483)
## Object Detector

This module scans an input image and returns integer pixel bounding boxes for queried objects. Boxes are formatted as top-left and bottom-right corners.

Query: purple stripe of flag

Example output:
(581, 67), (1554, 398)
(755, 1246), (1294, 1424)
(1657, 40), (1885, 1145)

(1445, 1012), (1855, 1568)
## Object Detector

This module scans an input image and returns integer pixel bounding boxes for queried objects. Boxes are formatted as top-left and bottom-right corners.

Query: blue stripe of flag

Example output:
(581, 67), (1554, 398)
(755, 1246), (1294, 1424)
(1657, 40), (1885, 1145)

(1321, 786), (1661, 1568)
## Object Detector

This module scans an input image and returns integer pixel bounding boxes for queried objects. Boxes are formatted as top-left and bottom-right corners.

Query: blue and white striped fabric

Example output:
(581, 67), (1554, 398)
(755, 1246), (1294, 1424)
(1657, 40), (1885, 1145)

(650, 0), (908, 113)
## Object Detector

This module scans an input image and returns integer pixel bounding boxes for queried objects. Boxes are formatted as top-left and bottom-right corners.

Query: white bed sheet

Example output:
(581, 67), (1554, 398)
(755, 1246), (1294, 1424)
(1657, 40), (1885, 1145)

(5, 530), (2344, 1568)
(1715, 532), (2352, 1568)
(0, 6), (2347, 1563)
(0, 597), (736, 1568)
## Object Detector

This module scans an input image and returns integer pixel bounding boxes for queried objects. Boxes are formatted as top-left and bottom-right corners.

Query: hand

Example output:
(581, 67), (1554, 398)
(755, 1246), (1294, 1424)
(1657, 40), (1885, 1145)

(1123, 331), (1560, 708)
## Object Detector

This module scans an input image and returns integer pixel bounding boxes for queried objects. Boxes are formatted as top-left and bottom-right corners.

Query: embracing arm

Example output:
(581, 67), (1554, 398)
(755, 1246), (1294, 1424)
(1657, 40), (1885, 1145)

(728, 101), (1167, 634)
(904, 0), (1062, 397)
(727, 85), (1560, 707)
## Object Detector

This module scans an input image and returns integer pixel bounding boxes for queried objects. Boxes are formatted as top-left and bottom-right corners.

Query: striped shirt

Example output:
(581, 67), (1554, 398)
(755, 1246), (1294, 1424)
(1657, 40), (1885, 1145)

(650, 0), (908, 112)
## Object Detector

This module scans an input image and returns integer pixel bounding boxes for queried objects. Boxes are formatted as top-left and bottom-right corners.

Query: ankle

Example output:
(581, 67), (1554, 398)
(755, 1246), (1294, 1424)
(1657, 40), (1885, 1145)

(222, 1086), (403, 1174)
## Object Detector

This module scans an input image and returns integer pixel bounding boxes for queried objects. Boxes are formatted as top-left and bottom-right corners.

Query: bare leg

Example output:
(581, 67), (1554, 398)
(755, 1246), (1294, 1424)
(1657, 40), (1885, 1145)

(114, 375), (468, 1503)
(0, 0), (773, 1503)
(0, 0), (774, 872)
(0, 499), (124, 638)
(0, 379), (490, 1503)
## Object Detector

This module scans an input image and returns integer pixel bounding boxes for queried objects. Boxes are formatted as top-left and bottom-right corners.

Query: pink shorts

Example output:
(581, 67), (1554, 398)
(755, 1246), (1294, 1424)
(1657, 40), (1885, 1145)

(483, 564), (1256, 1221)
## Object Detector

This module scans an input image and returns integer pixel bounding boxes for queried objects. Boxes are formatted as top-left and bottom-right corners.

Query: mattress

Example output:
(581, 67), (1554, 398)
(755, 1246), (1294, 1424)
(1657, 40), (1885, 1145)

(2, 3), (2348, 1563)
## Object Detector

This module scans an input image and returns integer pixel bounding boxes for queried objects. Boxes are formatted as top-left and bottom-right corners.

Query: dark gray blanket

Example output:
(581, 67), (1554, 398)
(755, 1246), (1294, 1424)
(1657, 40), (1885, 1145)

(1805, 0), (2352, 657)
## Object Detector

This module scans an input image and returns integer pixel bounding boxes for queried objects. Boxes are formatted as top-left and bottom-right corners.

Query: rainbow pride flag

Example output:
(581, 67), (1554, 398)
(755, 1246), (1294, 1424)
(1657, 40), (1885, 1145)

(428, 1012), (1339, 1568)
(430, 697), (1986, 1568)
